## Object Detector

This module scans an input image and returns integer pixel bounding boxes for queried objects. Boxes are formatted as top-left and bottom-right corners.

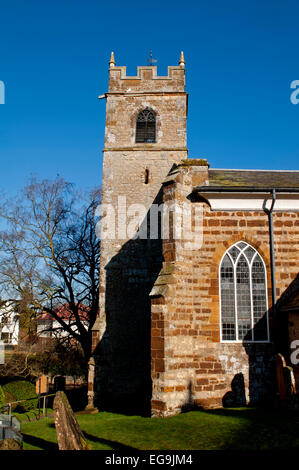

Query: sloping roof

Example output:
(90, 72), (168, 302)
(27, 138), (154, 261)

(207, 169), (299, 189)
(150, 263), (175, 297)
(37, 303), (90, 322)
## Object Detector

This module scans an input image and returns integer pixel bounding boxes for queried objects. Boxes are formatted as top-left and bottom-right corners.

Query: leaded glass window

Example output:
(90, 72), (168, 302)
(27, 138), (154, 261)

(220, 241), (269, 342)
(220, 255), (236, 340)
(136, 109), (156, 143)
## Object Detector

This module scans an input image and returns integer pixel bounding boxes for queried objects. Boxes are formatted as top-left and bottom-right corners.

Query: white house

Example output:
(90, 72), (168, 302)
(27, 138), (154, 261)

(0, 302), (19, 347)
(36, 303), (89, 341)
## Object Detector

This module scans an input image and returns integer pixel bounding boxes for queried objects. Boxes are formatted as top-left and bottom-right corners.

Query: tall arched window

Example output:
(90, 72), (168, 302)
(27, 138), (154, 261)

(135, 109), (156, 143)
(220, 241), (269, 342)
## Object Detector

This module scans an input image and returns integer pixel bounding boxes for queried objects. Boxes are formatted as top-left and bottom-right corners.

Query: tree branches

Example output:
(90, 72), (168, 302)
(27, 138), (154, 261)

(0, 176), (101, 359)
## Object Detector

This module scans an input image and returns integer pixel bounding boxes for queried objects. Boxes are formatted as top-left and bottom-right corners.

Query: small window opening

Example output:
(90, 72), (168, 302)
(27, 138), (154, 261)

(144, 168), (149, 184)
(136, 109), (156, 143)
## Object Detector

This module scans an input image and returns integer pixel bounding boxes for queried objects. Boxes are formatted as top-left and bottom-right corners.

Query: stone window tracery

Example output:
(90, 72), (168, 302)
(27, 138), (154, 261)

(220, 241), (269, 342)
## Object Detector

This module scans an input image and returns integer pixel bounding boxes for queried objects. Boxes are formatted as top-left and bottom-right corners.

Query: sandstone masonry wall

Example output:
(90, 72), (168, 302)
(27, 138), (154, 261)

(150, 163), (299, 416)
(92, 61), (188, 413)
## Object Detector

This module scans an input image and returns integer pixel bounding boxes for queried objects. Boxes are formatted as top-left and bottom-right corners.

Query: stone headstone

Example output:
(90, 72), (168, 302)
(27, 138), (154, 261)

(53, 391), (90, 450)
(85, 357), (98, 413)
(36, 374), (49, 394)
(0, 414), (22, 448)
(0, 438), (22, 450)
(283, 365), (296, 397)
(275, 353), (297, 408)
(275, 353), (287, 401)
(54, 376), (66, 392)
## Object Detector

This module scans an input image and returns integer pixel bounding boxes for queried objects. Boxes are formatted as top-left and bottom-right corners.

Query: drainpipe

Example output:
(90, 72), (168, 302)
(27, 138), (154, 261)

(263, 189), (277, 320)
(194, 186), (280, 318)
(192, 185), (299, 350)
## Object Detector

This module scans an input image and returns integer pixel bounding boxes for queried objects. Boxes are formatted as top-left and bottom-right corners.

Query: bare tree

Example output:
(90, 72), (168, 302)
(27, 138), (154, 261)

(0, 177), (100, 359)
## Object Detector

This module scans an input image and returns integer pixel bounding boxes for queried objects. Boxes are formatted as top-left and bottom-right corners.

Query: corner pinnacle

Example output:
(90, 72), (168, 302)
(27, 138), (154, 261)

(179, 51), (185, 67)
(109, 51), (115, 68)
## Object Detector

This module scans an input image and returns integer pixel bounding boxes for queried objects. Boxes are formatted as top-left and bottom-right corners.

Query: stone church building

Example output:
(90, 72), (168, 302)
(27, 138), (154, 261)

(89, 52), (299, 417)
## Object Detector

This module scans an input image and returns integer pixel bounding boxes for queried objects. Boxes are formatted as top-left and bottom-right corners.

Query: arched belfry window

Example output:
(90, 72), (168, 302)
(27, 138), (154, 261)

(135, 109), (156, 143)
(220, 241), (269, 342)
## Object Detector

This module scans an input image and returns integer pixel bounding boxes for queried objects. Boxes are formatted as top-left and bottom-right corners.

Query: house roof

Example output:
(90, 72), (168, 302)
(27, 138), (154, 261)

(37, 303), (90, 322)
(206, 169), (299, 190)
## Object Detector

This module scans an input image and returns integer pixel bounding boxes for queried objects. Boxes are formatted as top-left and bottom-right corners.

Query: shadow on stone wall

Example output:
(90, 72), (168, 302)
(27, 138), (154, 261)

(242, 312), (276, 407)
(181, 380), (197, 412)
(222, 373), (246, 407)
(93, 188), (164, 416)
(237, 273), (299, 408)
(222, 285), (296, 408)
(276, 272), (299, 363)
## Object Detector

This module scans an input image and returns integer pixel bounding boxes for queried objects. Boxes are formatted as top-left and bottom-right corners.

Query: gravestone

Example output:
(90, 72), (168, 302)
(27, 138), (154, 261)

(54, 376), (66, 392)
(0, 438), (22, 450)
(53, 391), (90, 450)
(0, 414), (22, 449)
(85, 357), (98, 413)
(283, 365), (296, 397)
(275, 353), (287, 401)
(36, 374), (49, 395)
(275, 353), (297, 408)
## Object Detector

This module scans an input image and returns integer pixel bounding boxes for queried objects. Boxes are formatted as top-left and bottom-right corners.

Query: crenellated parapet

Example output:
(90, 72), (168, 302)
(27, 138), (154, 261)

(107, 52), (185, 93)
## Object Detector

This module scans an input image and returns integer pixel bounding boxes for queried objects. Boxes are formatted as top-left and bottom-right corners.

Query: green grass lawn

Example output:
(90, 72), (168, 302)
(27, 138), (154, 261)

(19, 407), (299, 451)
(13, 408), (53, 423)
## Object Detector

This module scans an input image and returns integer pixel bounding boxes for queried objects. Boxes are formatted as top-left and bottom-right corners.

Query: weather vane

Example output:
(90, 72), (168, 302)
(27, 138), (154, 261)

(147, 51), (157, 66)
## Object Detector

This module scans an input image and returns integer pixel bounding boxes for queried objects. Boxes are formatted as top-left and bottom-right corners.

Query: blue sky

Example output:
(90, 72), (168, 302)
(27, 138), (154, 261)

(0, 0), (299, 195)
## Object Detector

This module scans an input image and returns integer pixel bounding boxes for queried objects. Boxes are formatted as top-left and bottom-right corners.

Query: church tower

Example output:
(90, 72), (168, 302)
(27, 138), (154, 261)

(91, 53), (188, 413)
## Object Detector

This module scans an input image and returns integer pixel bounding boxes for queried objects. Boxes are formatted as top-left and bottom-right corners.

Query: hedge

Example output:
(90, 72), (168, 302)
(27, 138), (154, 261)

(0, 386), (5, 412)
(2, 380), (38, 412)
